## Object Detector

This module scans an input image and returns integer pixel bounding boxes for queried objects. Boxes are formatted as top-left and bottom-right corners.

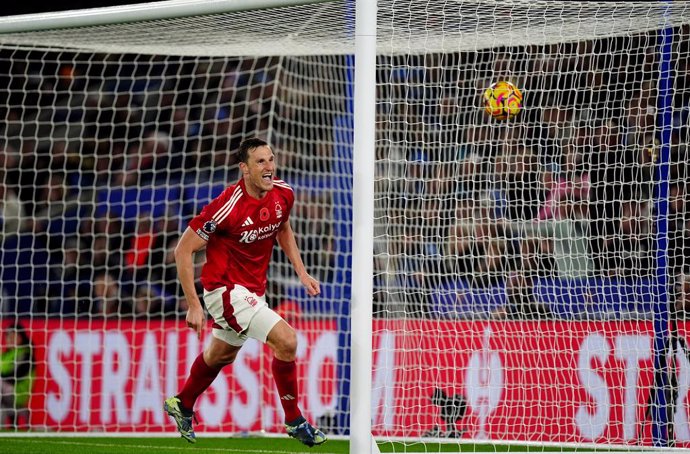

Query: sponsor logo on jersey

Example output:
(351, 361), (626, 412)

(239, 221), (281, 244)
(241, 217), (254, 227)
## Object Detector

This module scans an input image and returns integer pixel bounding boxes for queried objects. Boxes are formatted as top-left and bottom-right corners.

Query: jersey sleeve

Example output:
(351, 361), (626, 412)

(187, 187), (234, 241)
(284, 186), (295, 222)
(274, 179), (295, 223)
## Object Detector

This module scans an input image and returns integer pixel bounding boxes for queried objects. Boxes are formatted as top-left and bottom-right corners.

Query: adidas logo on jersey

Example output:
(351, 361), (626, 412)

(241, 217), (254, 227)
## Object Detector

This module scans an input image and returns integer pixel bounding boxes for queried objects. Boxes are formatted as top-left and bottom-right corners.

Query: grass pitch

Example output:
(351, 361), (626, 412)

(0, 437), (625, 453)
(0, 437), (341, 454)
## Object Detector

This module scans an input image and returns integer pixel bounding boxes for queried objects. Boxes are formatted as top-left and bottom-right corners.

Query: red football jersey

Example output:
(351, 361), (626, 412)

(187, 178), (294, 295)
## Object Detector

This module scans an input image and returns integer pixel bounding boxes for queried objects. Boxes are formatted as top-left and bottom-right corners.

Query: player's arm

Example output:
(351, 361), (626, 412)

(276, 219), (320, 296)
(174, 227), (208, 338)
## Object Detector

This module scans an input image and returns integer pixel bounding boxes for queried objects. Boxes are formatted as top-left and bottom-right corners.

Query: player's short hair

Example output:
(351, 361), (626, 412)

(237, 138), (270, 164)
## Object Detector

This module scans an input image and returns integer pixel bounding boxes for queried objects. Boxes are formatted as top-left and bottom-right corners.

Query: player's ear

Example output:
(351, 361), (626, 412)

(239, 161), (248, 175)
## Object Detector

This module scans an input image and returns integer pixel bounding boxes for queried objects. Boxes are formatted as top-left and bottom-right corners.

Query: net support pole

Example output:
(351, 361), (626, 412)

(350, 0), (377, 452)
(334, 0), (355, 438)
(651, 4), (674, 447)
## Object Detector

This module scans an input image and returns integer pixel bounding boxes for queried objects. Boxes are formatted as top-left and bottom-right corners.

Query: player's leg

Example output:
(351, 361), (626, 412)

(257, 316), (326, 447)
(213, 284), (326, 447)
(165, 285), (244, 443)
(178, 336), (241, 410)
(164, 336), (241, 443)
(265, 320), (300, 420)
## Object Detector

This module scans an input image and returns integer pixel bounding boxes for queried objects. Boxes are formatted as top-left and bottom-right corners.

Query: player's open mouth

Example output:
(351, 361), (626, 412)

(262, 173), (272, 182)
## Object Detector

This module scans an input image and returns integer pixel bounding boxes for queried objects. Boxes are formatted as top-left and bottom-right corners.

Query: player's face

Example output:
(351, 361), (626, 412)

(241, 145), (275, 198)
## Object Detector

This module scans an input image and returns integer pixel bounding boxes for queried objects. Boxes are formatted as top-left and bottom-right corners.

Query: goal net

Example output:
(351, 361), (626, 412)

(0, 0), (689, 451)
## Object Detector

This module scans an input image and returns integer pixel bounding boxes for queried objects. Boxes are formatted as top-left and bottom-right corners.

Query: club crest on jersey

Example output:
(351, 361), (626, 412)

(203, 220), (217, 234)
(275, 201), (283, 218)
(260, 207), (270, 221)
(244, 295), (259, 307)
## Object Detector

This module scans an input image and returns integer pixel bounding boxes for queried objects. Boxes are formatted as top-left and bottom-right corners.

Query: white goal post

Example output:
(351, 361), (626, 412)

(1, 1), (690, 453)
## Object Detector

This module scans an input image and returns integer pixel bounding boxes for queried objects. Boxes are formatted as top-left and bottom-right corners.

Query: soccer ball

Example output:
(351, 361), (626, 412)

(483, 81), (523, 121)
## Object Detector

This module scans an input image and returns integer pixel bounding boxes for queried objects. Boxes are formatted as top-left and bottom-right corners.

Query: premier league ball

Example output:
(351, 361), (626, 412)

(483, 81), (524, 121)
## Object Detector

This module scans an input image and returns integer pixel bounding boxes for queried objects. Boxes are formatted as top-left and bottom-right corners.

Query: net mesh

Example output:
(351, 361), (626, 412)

(0, 0), (690, 450)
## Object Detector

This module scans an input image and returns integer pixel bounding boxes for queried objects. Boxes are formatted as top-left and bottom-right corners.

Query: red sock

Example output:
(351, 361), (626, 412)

(177, 354), (222, 411)
(272, 358), (302, 423)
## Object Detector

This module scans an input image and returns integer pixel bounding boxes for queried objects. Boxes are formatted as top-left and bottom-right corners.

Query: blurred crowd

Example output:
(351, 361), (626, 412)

(372, 28), (690, 318)
(0, 54), (339, 318)
(0, 26), (689, 320)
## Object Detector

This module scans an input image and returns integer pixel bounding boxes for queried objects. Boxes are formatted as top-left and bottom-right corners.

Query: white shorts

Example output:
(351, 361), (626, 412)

(203, 284), (283, 347)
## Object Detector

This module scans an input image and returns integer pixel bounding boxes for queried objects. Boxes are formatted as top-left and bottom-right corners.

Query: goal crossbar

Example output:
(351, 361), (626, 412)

(0, 0), (336, 34)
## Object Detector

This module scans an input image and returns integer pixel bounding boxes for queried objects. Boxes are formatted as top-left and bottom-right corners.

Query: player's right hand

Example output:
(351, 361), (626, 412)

(186, 305), (206, 339)
(300, 273), (321, 296)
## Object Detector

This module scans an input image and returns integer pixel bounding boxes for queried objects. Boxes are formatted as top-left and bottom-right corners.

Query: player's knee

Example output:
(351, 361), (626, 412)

(284, 328), (298, 355)
(274, 326), (298, 361)
(217, 349), (239, 366)
(204, 340), (240, 368)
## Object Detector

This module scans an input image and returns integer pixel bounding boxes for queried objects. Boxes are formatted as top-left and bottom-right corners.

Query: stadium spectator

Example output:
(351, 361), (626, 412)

(164, 138), (326, 447)
(0, 143), (25, 245)
(81, 210), (128, 303)
(530, 143), (593, 279)
(625, 80), (656, 147)
(669, 182), (690, 276)
(494, 141), (546, 222)
(0, 322), (35, 429)
(492, 139), (554, 317)
(15, 140), (51, 217)
(147, 215), (184, 311)
(493, 161), (589, 319)
(124, 213), (155, 281)
(674, 273), (690, 316)
(48, 237), (92, 314)
(31, 171), (77, 253)
(587, 119), (653, 275)
(456, 125), (496, 198)
(114, 131), (180, 186)
(537, 144), (589, 221)
(601, 199), (654, 277)
(0, 175), (26, 245)
(131, 283), (167, 318)
(92, 271), (129, 317)
(447, 196), (509, 289)
(532, 104), (575, 167)
(92, 140), (127, 188)
(372, 221), (429, 317)
(291, 190), (336, 282)
(0, 142), (20, 188)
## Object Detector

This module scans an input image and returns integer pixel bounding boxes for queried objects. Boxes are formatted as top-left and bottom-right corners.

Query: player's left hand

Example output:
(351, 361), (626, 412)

(186, 304), (206, 339)
(300, 273), (321, 296)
